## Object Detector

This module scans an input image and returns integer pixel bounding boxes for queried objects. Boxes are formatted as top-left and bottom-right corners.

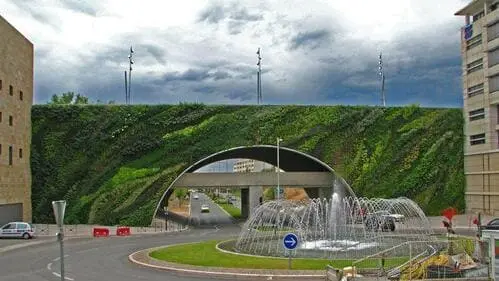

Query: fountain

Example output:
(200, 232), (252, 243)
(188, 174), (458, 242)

(234, 195), (435, 259)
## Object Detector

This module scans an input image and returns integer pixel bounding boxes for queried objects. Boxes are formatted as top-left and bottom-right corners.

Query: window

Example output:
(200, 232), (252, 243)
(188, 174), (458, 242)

(0, 79), (2, 90)
(489, 22), (499, 41)
(469, 108), (485, 121)
(8, 145), (12, 165)
(16, 223), (27, 230)
(467, 58), (483, 73)
(489, 48), (499, 67)
(468, 82), (484, 97)
(18, 148), (22, 159)
(0, 144), (2, 155)
(0, 112), (2, 122)
(470, 133), (486, 145)
(8, 115), (13, 126)
(19, 91), (23, 101)
(491, 75), (499, 92)
(467, 34), (482, 50)
(9, 85), (13, 96)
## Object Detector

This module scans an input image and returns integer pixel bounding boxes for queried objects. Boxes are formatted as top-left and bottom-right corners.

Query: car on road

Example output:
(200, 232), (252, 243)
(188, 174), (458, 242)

(201, 204), (210, 213)
(364, 211), (396, 232)
(193, 194), (199, 200)
(483, 218), (499, 230)
(0, 222), (36, 239)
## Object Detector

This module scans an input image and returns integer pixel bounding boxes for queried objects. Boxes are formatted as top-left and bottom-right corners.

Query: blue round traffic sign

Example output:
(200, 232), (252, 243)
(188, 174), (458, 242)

(283, 233), (299, 250)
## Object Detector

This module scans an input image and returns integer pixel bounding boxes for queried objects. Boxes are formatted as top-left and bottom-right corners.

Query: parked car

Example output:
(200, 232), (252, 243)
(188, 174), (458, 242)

(0, 222), (36, 239)
(201, 204), (210, 213)
(483, 218), (499, 230)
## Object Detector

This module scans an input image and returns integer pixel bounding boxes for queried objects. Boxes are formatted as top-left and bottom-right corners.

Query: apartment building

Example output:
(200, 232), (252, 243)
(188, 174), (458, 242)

(0, 15), (33, 225)
(456, 0), (499, 216)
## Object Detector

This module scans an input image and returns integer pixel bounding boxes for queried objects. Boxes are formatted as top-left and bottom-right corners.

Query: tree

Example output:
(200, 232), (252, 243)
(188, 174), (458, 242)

(174, 188), (188, 207)
(48, 92), (89, 105)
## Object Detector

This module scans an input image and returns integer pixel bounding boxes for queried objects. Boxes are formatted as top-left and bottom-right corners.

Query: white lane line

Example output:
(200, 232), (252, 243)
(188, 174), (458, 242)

(52, 271), (74, 281)
(52, 254), (69, 262)
(48, 255), (74, 280)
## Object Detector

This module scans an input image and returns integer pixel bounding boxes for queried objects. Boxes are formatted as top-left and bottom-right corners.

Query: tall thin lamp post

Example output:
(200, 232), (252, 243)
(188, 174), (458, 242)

(277, 137), (283, 200)
(52, 200), (67, 281)
(127, 46), (134, 104)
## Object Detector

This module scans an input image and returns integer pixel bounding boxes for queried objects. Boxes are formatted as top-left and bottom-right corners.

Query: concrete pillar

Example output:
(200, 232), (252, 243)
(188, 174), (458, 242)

(241, 188), (249, 219)
(248, 186), (263, 217)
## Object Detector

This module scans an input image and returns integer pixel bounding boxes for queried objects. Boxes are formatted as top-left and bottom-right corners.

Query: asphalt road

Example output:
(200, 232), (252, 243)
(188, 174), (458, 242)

(190, 192), (234, 226)
(0, 226), (243, 281)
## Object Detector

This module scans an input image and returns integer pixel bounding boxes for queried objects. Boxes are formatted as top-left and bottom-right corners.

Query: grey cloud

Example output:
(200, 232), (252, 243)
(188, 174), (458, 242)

(198, 3), (263, 27)
(224, 89), (253, 101)
(61, 0), (98, 16)
(198, 5), (225, 23)
(231, 8), (263, 22)
(11, 0), (60, 30)
(289, 29), (331, 50)
(140, 44), (167, 64)
(157, 68), (233, 83)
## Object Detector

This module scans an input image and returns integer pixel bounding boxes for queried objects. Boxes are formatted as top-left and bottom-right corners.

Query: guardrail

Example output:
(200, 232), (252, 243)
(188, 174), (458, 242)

(33, 220), (187, 237)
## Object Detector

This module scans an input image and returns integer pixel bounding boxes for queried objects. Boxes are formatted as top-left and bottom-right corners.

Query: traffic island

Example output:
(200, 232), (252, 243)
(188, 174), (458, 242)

(128, 240), (407, 280)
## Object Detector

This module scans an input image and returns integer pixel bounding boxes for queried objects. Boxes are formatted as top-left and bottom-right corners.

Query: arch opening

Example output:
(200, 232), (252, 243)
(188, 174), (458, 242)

(152, 145), (356, 224)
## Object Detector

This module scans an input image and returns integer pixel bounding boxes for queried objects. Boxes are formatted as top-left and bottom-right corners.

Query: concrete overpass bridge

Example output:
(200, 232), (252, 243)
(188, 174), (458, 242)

(152, 145), (355, 225)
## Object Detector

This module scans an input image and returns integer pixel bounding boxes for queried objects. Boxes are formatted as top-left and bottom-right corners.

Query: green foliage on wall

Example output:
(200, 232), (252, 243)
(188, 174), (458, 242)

(31, 104), (465, 226)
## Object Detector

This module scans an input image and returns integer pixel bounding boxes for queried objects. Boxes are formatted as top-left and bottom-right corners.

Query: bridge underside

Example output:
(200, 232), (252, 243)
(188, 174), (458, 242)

(174, 172), (334, 188)
(163, 171), (334, 223)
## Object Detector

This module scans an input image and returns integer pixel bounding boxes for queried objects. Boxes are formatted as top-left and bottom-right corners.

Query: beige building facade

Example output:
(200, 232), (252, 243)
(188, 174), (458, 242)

(0, 15), (33, 224)
(456, 0), (499, 216)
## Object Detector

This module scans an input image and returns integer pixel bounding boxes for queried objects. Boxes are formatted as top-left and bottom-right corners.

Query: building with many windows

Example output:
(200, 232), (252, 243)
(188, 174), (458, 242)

(0, 15), (33, 224)
(455, 0), (499, 216)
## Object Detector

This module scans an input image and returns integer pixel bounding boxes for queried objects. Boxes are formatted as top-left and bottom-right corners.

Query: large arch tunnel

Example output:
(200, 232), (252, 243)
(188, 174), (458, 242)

(152, 145), (355, 225)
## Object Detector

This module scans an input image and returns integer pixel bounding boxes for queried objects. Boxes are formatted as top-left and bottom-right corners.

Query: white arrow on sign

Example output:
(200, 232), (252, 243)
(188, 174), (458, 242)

(285, 237), (296, 246)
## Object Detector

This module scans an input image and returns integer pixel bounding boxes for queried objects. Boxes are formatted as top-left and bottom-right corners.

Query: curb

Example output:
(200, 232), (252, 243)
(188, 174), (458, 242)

(128, 247), (326, 280)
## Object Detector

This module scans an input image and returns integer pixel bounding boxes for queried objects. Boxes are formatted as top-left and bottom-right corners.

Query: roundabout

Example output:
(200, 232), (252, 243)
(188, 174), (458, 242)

(129, 239), (408, 280)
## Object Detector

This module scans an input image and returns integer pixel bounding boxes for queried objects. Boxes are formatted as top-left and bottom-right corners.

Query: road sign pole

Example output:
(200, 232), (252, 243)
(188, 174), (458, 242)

(283, 232), (298, 270)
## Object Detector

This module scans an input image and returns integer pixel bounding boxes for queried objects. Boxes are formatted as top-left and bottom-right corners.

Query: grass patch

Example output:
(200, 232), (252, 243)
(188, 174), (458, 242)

(216, 202), (242, 219)
(149, 240), (408, 270)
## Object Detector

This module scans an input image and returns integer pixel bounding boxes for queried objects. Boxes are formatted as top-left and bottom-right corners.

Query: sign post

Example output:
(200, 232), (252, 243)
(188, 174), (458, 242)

(283, 233), (299, 270)
(52, 200), (67, 281)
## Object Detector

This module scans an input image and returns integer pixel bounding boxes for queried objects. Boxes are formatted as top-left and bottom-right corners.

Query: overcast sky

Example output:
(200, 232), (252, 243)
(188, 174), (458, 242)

(1, 0), (469, 107)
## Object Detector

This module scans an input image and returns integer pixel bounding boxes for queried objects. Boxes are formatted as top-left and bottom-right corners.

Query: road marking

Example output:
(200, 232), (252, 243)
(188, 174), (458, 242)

(48, 255), (74, 281)
(52, 271), (74, 281)
(52, 254), (69, 261)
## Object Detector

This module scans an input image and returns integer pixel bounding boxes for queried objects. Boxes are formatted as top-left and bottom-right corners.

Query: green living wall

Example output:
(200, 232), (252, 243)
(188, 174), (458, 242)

(30, 104), (465, 226)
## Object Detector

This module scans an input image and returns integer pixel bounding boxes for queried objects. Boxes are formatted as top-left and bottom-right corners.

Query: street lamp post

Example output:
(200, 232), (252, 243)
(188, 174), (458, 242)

(52, 200), (67, 281)
(277, 137), (283, 200)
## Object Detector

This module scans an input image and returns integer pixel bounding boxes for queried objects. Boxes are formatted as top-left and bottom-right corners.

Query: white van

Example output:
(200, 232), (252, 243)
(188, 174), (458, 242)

(0, 222), (36, 239)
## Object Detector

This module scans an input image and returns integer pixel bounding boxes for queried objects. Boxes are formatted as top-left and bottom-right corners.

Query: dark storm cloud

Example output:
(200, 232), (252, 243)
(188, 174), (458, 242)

(289, 29), (331, 50)
(224, 89), (253, 101)
(60, 0), (98, 16)
(157, 68), (233, 83)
